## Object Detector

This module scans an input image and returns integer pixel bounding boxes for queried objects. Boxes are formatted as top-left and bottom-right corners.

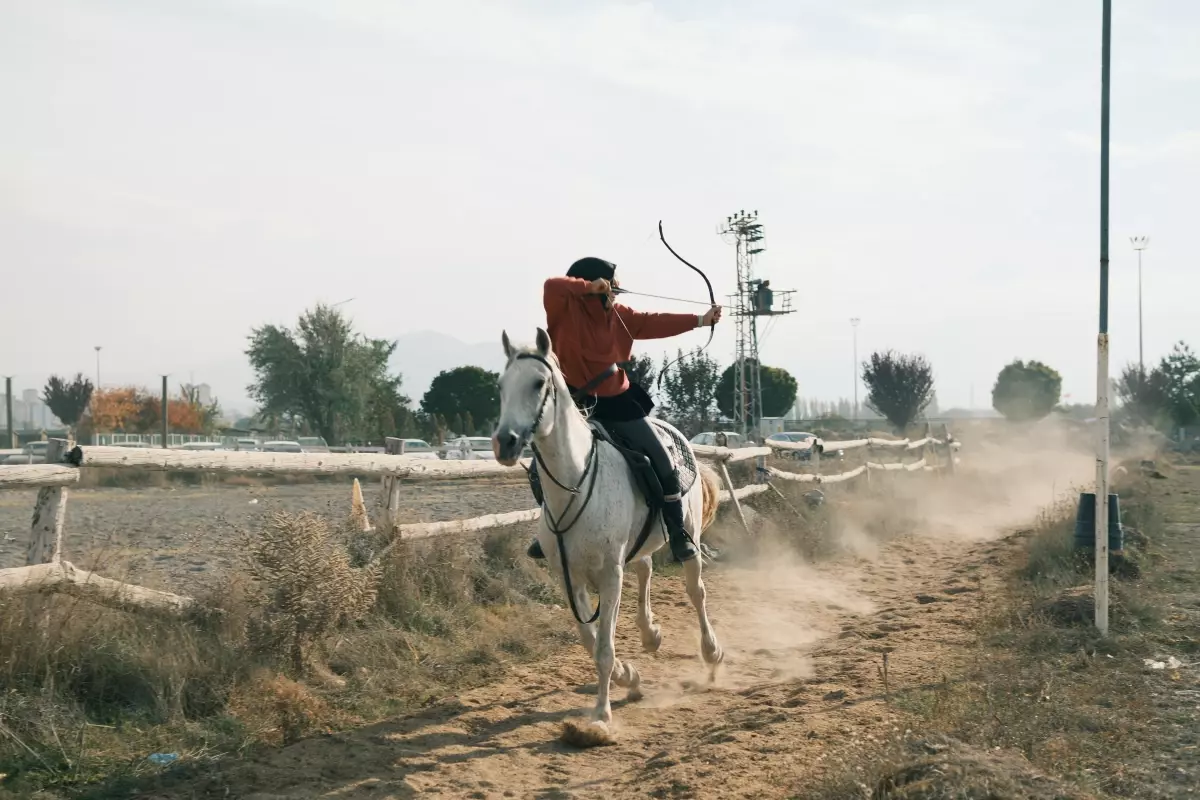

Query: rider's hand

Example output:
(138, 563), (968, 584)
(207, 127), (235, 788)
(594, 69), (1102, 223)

(587, 278), (612, 297)
(701, 304), (722, 327)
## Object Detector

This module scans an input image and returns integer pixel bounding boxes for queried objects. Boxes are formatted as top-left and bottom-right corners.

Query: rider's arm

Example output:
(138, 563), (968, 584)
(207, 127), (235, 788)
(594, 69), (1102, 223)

(618, 304), (702, 341)
(543, 277), (595, 317)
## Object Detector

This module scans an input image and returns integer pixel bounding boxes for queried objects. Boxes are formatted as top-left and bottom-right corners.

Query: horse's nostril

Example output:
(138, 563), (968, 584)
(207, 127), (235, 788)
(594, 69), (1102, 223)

(505, 432), (519, 446)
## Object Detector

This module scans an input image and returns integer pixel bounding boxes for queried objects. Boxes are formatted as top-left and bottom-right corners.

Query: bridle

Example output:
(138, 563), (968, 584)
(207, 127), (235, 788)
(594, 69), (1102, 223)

(512, 352), (602, 624)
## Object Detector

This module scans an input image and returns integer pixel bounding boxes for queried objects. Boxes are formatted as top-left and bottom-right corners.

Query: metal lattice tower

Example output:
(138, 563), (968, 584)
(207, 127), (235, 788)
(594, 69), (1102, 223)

(719, 210), (795, 439)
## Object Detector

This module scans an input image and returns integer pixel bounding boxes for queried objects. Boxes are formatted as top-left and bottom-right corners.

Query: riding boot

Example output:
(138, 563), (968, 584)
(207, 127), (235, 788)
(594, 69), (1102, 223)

(527, 538), (546, 559)
(661, 498), (698, 563)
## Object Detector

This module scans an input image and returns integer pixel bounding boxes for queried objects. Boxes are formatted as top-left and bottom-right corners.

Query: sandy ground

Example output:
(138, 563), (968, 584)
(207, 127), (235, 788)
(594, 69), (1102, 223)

(133, 520), (1019, 800)
(0, 479), (534, 594)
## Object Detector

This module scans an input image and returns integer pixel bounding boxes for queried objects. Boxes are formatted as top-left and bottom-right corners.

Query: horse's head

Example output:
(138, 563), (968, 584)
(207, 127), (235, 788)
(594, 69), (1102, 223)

(492, 327), (559, 466)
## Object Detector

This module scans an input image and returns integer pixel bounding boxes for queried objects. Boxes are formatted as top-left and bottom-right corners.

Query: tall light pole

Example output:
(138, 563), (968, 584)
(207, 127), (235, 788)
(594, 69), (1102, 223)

(1093, 0), (1113, 637)
(1130, 236), (1149, 376)
(850, 318), (861, 419)
(94, 346), (102, 389)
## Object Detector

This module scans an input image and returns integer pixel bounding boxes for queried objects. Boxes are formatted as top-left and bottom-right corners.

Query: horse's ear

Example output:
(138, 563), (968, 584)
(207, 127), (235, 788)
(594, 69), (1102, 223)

(535, 327), (551, 356)
(501, 330), (515, 360)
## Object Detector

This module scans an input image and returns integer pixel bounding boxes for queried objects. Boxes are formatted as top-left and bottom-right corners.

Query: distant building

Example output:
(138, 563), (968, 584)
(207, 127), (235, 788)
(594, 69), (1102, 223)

(197, 383), (213, 406)
(1, 389), (64, 431)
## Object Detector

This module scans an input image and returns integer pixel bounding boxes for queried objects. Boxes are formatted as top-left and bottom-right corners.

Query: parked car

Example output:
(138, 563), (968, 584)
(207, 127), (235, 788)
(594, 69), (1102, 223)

(400, 439), (440, 460)
(766, 431), (817, 461)
(234, 438), (260, 451)
(2, 441), (49, 465)
(177, 441), (226, 451)
(297, 436), (330, 453)
(689, 431), (748, 449)
(444, 436), (498, 460)
(261, 440), (303, 453)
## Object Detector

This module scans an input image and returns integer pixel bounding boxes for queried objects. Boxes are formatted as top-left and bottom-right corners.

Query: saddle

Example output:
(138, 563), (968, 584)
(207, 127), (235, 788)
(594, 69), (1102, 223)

(528, 419), (695, 507)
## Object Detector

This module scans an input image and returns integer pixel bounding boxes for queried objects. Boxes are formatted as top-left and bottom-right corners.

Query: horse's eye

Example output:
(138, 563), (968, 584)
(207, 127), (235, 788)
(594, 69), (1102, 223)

(532, 377), (546, 392)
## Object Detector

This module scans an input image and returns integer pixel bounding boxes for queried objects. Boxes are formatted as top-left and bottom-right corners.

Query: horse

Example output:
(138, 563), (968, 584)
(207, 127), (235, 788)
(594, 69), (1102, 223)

(492, 328), (724, 742)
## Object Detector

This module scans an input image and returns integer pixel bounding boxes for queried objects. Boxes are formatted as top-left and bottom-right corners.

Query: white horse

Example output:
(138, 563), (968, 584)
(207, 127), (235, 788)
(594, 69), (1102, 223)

(492, 328), (724, 742)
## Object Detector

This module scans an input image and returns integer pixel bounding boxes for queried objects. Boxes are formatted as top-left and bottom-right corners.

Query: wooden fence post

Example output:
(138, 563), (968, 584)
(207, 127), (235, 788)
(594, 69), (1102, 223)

(718, 460), (753, 536)
(943, 423), (956, 475)
(379, 436), (403, 535)
(27, 438), (70, 565)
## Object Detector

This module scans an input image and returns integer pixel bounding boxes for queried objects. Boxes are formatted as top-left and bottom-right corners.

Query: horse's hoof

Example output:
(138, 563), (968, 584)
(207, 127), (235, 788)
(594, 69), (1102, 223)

(702, 643), (724, 669)
(624, 664), (642, 701)
(561, 718), (617, 748)
(613, 661), (639, 689)
(642, 625), (663, 653)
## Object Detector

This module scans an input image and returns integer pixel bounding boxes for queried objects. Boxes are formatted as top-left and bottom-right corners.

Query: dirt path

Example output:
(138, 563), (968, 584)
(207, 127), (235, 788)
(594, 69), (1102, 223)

(153, 525), (1020, 800)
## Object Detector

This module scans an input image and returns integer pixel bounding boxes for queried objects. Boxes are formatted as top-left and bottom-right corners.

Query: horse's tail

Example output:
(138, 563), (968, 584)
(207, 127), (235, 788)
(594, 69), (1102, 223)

(698, 462), (721, 533)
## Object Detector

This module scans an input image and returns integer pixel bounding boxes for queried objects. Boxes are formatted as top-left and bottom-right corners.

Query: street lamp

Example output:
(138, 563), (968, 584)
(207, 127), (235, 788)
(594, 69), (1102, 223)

(850, 318), (861, 419)
(1130, 236), (1149, 376)
(94, 346), (102, 389)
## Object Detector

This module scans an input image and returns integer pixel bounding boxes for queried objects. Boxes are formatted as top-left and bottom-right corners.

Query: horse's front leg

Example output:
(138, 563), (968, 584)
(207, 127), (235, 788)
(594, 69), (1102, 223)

(684, 557), (724, 679)
(633, 556), (662, 653)
(591, 565), (627, 724)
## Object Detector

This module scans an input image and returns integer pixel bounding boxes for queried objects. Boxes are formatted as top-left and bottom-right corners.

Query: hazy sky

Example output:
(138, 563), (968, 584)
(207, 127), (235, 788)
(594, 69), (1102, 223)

(3, 0), (1197, 413)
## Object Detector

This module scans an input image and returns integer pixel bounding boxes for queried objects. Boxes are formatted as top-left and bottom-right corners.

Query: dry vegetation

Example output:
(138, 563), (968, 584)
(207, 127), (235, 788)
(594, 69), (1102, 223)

(0, 507), (565, 797)
(805, 459), (1200, 799)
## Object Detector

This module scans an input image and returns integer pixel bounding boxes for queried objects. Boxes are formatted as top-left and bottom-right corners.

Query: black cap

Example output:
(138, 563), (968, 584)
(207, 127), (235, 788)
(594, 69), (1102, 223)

(566, 257), (616, 282)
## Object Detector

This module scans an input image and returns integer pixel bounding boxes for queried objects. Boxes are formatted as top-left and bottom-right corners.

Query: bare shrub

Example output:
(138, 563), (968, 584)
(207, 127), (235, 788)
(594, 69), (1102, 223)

(246, 511), (381, 673)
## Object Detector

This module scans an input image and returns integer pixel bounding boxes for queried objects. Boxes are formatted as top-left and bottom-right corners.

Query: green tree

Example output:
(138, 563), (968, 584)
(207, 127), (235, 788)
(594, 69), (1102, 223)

(659, 350), (721, 436)
(1115, 363), (1170, 426)
(991, 360), (1062, 422)
(246, 304), (403, 445)
(619, 354), (657, 389)
(420, 366), (500, 429)
(1157, 342), (1200, 428)
(714, 360), (798, 420)
(42, 373), (94, 431)
(861, 351), (935, 432)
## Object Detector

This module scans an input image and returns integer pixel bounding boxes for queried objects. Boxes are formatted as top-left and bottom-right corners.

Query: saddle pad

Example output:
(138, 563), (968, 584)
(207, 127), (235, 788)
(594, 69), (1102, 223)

(648, 418), (699, 496)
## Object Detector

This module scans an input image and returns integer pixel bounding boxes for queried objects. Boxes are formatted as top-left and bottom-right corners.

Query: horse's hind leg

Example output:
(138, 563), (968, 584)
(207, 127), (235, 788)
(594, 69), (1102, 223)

(633, 556), (662, 653)
(684, 557), (723, 677)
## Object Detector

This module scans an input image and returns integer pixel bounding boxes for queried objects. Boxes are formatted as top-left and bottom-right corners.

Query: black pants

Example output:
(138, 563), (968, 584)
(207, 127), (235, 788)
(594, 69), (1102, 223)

(601, 417), (681, 498)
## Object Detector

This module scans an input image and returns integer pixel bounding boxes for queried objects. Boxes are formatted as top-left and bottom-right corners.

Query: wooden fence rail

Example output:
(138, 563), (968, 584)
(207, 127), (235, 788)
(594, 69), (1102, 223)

(0, 430), (959, 618)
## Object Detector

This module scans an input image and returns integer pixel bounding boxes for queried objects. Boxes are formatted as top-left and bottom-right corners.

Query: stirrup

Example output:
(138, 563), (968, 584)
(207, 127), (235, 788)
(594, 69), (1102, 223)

(527, 539), (546, 559)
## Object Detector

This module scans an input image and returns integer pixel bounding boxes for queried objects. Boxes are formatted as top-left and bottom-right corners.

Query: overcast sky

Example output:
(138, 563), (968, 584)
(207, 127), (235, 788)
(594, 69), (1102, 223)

(2, 0), (1197, 413)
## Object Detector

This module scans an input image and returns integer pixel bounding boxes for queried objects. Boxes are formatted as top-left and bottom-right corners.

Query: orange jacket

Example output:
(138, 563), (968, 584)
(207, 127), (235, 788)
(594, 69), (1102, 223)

(544, 277), (699, 397)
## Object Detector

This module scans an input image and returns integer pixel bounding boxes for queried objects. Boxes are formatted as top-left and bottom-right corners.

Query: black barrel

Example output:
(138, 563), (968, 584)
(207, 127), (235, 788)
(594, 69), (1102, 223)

(1074, 492), (1123, 552)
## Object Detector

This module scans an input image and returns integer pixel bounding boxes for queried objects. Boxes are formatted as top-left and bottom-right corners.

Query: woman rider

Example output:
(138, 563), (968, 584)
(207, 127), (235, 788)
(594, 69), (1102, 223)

(526, 256), (722, 564)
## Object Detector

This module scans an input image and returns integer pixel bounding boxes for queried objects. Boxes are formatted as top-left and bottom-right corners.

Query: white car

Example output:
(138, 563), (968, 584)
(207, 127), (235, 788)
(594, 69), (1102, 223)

(444, 436), (497, 460)
(400, 439), (441, 460)
(689, 431), (747, 449)
(261, 440), (303, 453)
(2, 441), (49, 464)
(178, 441), (226, 451)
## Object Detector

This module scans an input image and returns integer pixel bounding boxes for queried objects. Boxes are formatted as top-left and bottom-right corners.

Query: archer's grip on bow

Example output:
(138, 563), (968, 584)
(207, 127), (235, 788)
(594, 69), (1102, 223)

(701, 305), (723, 327)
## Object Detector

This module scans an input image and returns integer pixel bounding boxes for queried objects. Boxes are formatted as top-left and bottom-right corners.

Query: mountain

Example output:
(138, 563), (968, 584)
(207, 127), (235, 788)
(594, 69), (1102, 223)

(390, 331), (505, 402)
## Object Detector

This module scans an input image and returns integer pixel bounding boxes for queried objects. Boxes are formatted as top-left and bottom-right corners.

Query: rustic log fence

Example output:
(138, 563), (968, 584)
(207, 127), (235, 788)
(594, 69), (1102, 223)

(0, 427), (961, 618)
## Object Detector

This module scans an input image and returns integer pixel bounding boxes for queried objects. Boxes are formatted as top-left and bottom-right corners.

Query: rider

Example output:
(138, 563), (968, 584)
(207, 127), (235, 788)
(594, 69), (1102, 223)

(525, 256), (722, 564)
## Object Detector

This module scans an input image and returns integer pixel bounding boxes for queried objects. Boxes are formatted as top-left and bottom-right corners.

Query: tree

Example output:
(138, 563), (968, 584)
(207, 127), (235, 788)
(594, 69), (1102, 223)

(1116, 363), (1170, 426)
(714, 360), (798, 420)
(619, 355), (657, 390)
(246, 304), (403, 445)
(659, 350), (721, 436)
(861, 351), (935, 432)
(991, 360), (1062, 422)
(1157, 341), (1200, 428)
(42, 373), (93, 430)
(420, 366), (500, 429)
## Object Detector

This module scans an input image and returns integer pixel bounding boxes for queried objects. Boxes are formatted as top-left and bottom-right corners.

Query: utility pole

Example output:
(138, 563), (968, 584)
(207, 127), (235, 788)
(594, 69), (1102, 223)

(719, 210), (795, 439)
(850, 318), (861, 419)
(4, 377), (13, 448)
(161, 375), (169, 449)
(1130, 236), (1149, 377)
(94, 346), (102, 389)
(1093, 0), (1113, 636)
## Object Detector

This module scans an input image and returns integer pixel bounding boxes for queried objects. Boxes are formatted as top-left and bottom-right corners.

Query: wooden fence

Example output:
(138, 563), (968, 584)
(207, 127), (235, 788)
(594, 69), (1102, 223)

(0, 429), (961, 618)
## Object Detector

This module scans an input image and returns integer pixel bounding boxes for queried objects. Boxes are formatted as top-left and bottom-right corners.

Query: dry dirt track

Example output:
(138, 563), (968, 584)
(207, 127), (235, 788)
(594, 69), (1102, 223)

(149, 523), (1019, 800)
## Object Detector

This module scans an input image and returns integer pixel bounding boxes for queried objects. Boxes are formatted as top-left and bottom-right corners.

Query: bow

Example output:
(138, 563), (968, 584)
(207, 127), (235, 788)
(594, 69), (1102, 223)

(655, 220), (716, 389)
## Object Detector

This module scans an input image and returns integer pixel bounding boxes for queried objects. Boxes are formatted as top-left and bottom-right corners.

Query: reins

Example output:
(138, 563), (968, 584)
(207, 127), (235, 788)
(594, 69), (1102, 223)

(515, 352), (603, 625)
